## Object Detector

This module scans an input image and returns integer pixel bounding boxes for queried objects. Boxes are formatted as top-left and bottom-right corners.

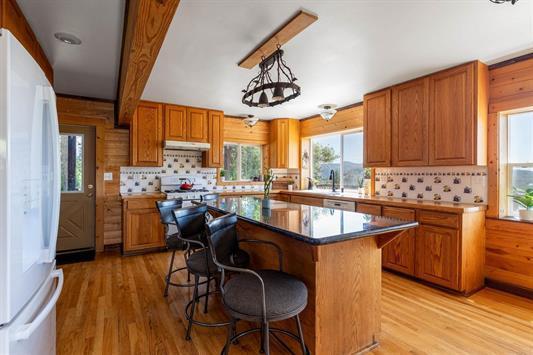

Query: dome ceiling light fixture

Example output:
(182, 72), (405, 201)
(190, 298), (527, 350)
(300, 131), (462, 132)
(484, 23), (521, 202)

(243, 114), (259, 128)
(54, 32), (82, 45)
(318, 104), (337, 121)
(241, 47), (301, 108)
(489, 0), (519, 4)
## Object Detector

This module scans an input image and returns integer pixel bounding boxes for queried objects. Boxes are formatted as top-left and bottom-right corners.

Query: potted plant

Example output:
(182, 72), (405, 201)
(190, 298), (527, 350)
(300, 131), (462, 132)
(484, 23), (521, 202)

(220, 169), (225, 182)
(287, 178), (295, 191)
(509, 188), (533, 221)
(357, 177), (365, 195)
(262, 168), (275, 209)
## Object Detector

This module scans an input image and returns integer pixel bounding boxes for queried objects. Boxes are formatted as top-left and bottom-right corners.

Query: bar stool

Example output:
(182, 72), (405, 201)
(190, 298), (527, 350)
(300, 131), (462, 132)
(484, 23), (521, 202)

(206, 213), (309, 355)
(156, 198), (200, 296)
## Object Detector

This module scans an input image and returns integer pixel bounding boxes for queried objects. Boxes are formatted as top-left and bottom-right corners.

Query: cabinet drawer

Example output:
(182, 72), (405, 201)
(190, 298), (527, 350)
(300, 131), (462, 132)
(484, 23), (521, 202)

(126, 199), (161, 210)
(418, 210), (459, 229)
(356, 203), (382, 216)
(274, 194), (291, 202)
(290, 195), (323, 207)
(382, 206), (415, 220)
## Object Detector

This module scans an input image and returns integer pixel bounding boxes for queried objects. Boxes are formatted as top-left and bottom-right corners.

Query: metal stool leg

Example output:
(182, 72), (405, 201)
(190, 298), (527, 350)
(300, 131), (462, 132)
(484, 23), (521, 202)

(185, 275), (199, 341)
(263, 322), (270, 355)
(259, 322), (265, 353)
(164, 250), (176, 297)
(223, 318), (235, 355)
(204, 274), (211, 313)
(295, 314), (307, 355)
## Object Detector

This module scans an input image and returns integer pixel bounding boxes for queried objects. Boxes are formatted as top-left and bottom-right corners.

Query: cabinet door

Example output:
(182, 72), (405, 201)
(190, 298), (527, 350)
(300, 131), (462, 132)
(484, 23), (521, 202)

(415, 225), (459, 290)
(364, 89), (391, 167)
(290, 195), (323, 207)
(392, 78), (429, 166)
(382, 207), (416, 275)
(164, 104), (187, 141)
(272, 119), (288, 168)
(130, 102), (163, 167)
(186, 108), (208, 142)
(203, 110), (224, 167)
(428, 63), (474, 166)
(356, 203), (382, 216)
(124, 208), (165, 253)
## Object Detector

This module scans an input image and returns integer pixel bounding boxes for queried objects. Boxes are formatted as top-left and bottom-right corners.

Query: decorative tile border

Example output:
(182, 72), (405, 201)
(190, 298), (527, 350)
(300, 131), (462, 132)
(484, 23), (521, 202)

(375, 166), (487, 204)
(119, 150), (299, 194)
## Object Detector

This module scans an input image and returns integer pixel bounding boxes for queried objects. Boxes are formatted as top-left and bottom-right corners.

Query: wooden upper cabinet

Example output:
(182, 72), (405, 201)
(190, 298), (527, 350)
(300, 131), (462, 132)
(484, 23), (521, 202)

(428, 61), (488, 166)
(186, 108), (208, 142)
(164, 104), (187, 141)
(203, 110), (224, 168)
(270, 119), (300, 169)
(392, 78), (429, 166)
(364, 89), (391, 167)
(130, 101), (163, 167)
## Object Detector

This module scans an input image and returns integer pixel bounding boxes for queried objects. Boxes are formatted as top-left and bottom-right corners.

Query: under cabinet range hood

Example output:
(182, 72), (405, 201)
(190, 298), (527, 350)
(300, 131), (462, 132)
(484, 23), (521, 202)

(164, 141), (211, 151)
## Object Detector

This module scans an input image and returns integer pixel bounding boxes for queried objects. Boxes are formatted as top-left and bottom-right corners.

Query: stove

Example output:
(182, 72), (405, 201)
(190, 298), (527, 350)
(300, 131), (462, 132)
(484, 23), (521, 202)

(161, 175), (212, 202)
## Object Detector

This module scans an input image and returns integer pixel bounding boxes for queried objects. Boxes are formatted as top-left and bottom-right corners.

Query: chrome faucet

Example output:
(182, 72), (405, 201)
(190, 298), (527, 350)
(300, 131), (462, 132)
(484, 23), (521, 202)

(329, 169), (336, 192)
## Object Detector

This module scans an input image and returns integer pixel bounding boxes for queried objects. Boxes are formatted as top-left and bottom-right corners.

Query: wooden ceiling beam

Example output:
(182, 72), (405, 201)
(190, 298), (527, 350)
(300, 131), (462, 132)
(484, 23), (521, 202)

(117, 0), (180, 126)
(238, 10), (318, 69)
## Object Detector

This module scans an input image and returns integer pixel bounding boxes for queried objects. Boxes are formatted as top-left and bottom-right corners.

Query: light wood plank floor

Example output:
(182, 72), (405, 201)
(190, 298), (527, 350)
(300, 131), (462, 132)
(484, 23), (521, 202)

(57, 251), (533, 355)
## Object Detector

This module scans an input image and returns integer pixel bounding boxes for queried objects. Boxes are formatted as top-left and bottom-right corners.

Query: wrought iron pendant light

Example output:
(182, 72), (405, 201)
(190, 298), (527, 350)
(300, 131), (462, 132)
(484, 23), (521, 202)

(489, 0), (519, 4)
(242, 47), (301, 108)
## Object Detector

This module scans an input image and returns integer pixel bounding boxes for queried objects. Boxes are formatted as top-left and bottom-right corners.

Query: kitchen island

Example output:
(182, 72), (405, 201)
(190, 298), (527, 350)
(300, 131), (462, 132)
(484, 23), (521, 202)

(205, 196), (418, 354)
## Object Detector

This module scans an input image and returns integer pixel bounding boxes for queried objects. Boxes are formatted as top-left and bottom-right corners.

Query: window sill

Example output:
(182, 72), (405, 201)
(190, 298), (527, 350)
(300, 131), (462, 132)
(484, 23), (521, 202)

(497, 216), (533, 225)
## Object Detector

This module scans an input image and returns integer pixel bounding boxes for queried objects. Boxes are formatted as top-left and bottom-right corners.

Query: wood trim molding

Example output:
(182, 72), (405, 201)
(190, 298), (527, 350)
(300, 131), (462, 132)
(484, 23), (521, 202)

(238, 10), (318, 69)
(117, 0), (180, 126)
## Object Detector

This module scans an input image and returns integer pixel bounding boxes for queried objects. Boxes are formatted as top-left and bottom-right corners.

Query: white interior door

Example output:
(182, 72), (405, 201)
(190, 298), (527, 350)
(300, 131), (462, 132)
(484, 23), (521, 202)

(0, 30), (59, 326)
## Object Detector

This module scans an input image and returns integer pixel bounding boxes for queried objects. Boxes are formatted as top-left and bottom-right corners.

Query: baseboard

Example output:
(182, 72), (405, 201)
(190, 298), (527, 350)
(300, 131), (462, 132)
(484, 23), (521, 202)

(56, 248), (96, 265)
(485, 278), (533, 300)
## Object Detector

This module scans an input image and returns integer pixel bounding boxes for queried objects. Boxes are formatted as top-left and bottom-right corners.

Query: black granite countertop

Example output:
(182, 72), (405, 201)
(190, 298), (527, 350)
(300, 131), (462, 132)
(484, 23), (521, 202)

(204, 196), (418, 245)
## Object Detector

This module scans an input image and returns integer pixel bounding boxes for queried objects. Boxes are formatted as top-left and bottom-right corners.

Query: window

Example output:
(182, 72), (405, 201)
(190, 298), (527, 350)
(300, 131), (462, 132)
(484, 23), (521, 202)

(59, 134), (84, 192)
(501, 111), (533, 217)
(223, 143), (262, 182)
(311, 131), (365, 190)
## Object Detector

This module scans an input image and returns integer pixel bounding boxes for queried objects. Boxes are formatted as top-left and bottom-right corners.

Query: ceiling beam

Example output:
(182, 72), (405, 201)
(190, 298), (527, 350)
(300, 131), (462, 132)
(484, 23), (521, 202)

(238, 10), (318, 69)
(117, 0), (180, 126)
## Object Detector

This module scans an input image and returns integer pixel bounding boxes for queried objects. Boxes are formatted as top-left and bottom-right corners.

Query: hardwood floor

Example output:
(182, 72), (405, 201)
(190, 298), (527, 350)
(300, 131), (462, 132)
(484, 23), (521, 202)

(57, 251), (533, 354)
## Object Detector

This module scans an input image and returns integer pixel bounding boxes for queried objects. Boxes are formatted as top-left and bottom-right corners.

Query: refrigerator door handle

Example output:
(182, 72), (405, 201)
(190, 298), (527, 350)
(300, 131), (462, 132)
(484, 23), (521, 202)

(39, 86), (60, 264)
(11, 269), (64, 341)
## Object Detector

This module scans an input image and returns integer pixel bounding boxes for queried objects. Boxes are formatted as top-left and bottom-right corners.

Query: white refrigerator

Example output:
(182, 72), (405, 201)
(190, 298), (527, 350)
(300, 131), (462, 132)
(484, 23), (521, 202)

(0, 29), (62, 355)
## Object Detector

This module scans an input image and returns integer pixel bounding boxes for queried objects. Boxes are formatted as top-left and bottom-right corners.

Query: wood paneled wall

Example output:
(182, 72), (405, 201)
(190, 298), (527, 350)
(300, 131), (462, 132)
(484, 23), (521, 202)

(486, 58), (533, 294)
(0, 0), (53, 83)
(57, 96), (129, 249)
(300, 104), (363, 138)
(224, 116), (270, 144)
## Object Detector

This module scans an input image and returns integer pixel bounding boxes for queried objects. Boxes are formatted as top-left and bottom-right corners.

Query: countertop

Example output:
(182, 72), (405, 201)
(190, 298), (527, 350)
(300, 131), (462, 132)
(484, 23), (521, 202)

(120, 192), (167, 200)
(280, 190), (486, 213)
(205, 196), (418, 245)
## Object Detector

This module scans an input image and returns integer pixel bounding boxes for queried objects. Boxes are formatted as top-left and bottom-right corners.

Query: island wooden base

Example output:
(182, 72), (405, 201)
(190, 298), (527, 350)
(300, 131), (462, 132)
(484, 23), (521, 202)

(231, 219), (404, 355)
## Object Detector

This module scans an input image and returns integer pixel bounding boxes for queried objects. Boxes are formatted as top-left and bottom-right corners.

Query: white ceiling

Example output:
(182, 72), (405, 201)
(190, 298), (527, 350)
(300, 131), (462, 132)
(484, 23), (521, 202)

(17, 0), (125, 100)
(143, 0), (533, 119)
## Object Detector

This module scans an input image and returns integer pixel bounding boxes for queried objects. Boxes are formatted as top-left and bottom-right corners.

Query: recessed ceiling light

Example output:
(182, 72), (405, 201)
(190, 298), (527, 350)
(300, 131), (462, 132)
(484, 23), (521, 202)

(54, 32), (81, 45)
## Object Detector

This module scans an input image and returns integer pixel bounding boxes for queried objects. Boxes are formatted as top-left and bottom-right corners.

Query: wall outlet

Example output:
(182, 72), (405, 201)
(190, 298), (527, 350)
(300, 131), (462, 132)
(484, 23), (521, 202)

(104, 172), (113, 181)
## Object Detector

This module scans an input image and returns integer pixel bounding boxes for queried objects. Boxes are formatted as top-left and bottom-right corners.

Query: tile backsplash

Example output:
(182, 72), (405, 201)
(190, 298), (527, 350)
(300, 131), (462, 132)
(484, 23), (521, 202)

(375, 166), (487, 204)
(119, 150), (299, 194)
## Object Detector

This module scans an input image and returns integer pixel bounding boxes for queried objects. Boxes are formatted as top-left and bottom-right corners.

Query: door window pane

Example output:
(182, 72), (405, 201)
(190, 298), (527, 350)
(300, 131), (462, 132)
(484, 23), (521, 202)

(312, 135), (340, 189)
(223, 144), (238, 181)
(342, 132), (364, 190)
(241, 145), (261, 180)
(60, 134), (83, 192)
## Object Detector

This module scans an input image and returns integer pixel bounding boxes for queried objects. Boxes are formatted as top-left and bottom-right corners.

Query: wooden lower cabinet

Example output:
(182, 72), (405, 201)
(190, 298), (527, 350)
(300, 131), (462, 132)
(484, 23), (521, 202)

(356, 203), (382, 215)
(382, 207), (416, 276)
(415, 225), (459, 290)
(122, 197), (165, 255)
(289, 195), (323, 207)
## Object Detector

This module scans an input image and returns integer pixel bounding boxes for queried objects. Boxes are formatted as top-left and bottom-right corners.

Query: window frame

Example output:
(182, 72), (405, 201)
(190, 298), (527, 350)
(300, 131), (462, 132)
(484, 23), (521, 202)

(499, 109), (533, 217)
(309, 129), (363, 191)
(223, 142), (263, 182)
